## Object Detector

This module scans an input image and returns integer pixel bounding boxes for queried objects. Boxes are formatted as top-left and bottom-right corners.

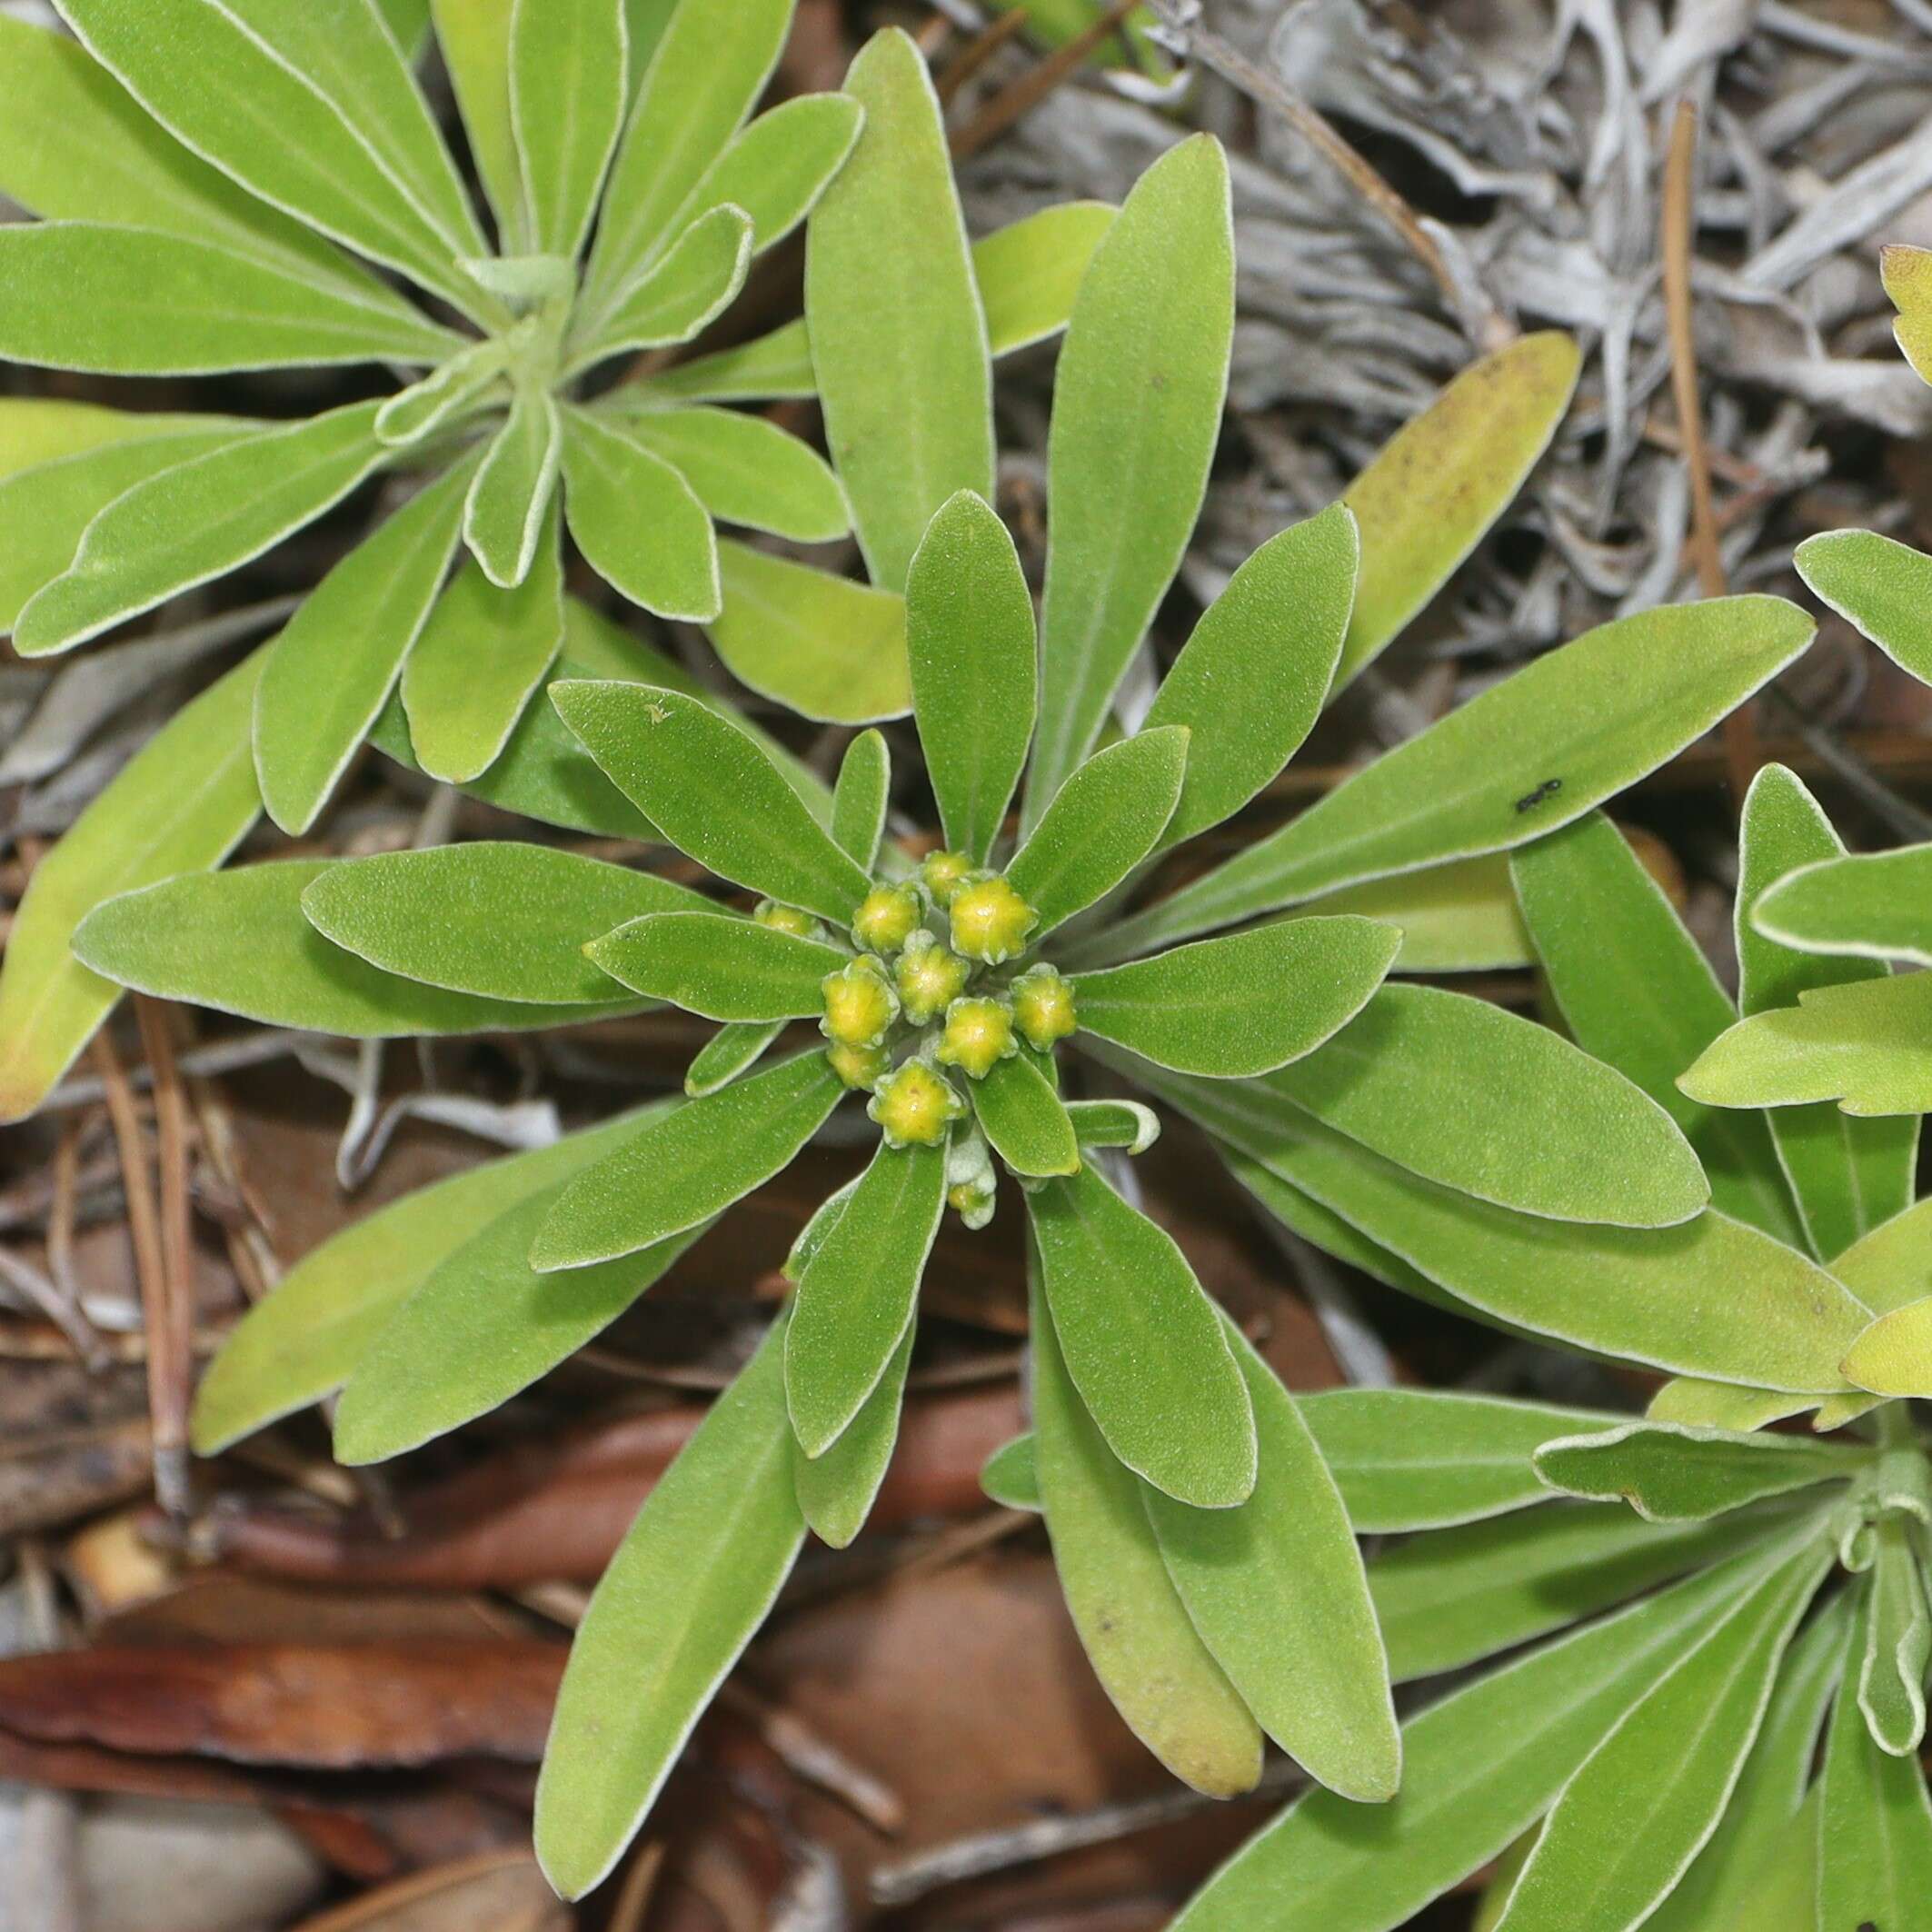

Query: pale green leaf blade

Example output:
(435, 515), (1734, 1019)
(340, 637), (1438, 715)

(1029, 1162), (1256, 1508)
(0, 399), (231, 484)
(831, 731), (889, 871)
(1511, 811), (1803, 1245)
(191, 1104), (656, 1452)
(0, 649), (263, 1123)
(786, 1138), (946, 1455)
(614, 406), (849, 543)
(1028, 134), (1232, 825)
(678, 92), (863, 256)
(403, 536), (564, 783)
(980, 1432), (1039, 1510)
(1859, 1517), (1929, 1756)
(550, 681), (870, 919)
(1142, 503), (1358, 852)
(302, 843), (708, 1004)
(1532, 1421), (1861, 1522)
(72, 860), (632, 1037)
(1146, 1316), (1399, 1803)
(254, 459), (473, 834)
(15, 399), (385, 656)
(1064, 1097), (1160, 1153)
(1843, 1297), (1932, 1397)
(1070, 919), (1398, 1080)
(586, 911), (842, 1019)
(560, 409), (720, 622)
(509, 0), (625, 257)
(1031, 1270), (1263, 1799)
(532, 1051), (844, 1269)
(1104, 596), (1816, 959)
(1758, 844), (1932, 965)
(534, 1314), (804, 1899)
(686, 1019), (782, 1097)
(576, 204), (752, 364)
(971, 1051), (1080, 1179)
(707, 542), (909, 724)
(1337, 333), (1579, 689)
(1006, 729), (1188, 937)
(794, 1321), (911, 1549)
(1796, 526), (1932, 686)
(1647, 1378), (1817, 1431)
(906, 490), (1037, 863)
(464, 389), (562, 589)
(430, 0), (525, 247)
(1290, 853), (1531, 974)
(804, 27), (993, 595)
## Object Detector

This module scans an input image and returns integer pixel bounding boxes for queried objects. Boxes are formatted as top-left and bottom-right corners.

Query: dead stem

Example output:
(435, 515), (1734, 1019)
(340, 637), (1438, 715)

(951, 0), (1142, 160)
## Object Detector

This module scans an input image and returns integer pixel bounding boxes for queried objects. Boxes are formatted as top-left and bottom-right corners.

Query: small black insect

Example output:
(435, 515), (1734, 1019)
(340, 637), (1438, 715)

(1514, 776), (1563, 814)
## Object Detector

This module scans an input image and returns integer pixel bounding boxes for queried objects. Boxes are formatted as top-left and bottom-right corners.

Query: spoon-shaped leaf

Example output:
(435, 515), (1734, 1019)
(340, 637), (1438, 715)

(676, 92), (864, 258)
(588, 911), (843, 1020)
(534, 1313), (805, 1900)
(551, 681), (871, 921)
(971, 1051), (1080, 1178)
(787, 1138), (946, 1457)
(793, 1322), (912, 1549)
(463, 387), (562, 590)
(907, 490), (1037, 865)
(1796, 525), (1932, 685)
(510, 0), (626, 258)
(1028, 1162), (1255, 1508)
(616, 406), (849, 544)
(1531, 1421), (1862, 1522)
(1069, 918), (1398, 1079)
(831, 729), (889, 870)
(580, 203), (752, 364)
(560, 408), (720, 622)
(533, 1051), (845, 1270)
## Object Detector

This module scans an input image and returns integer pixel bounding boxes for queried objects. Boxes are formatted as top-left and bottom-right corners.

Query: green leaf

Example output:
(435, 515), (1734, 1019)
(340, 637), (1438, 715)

(686, 1020), (782, 1097)
(1142, 503), (1358, 852)
(254, 458), (473, 834)
(793, 1321), (912, 1548)
(906, 490), (1037, 864)
(1030, 1270), (1262, 1798)
(971, 1051), (1080, 1179)
(430, 0), (525, 248)
(560, 408), (720, 622)
(1736, 764), (1914, 1260)
(1758, 844), (1932, 966)
(1337, 333), (1579, 689)
(787, 1138), (946, 1456)
(1844, 1298), (1932, 1398)
(614, 407), (848, 543)
(1102, 596), (1816, 960)
(577, 204), (752, 365)
(1028, 135), (1232, 826)
(1297, 1389), (1619, 1532)
(1029, 1162), (1255, 1508)
(1290, 854), (1532, 974)
(0, 649), (263, 1123)
(1646, 1379), (1817, 1432)
(587, 911), (842, 1019)
(1007, 729), (1188, 937)
(0, 421), (261, 636)
(191, 1105), (655, 1453)
(1070, 919), (1398, 1080)
(1511, 811), (1803, 1245)
(375, 340), (513, 451)
(677, 91), (863, 256)
(534, 1313), (804, 1900)
(0, 398), (223, 484)
(532, 1051), (844, 1269)
(979, 1432), (1040, 1511)
(1145, 1316), (1399, 1802)
(72, 860), (632, 1037)
(1680, 973), (1932, 1118)
(334, 1189), (707, 1466)
(510, 0), (625, 256)
(1262, 983), (1708, 1228)
(303, 843), (707, 1004)
(1532, 1421), (1861, 1523)
(403, 534), (564, 784)
(1149, 1071), (1869, 1394)
(1859, 1517), (1929, 1756)
(0, 223), (456, 373)
(1491, 1533), (1830, 1932)
(15, 398), (385, 656)
(831, 730), (890, 870)
(707, 542), (910, 724)
(804, 28), (992, 596)
(1796, 526), (1932, 686)
(1169, 1539), (1782, 1932)
(553, 681), (870, 920)
(581, 0), (789, 317)
(463, 388), (561, 590)
(1816, 1605), (1932, 1932)
(58, 0), (483, 314)
(1064, 1098), (1160, 1153)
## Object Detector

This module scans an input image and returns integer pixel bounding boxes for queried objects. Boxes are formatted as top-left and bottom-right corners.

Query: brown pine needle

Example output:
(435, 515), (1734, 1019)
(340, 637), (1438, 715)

(936, 5), (1029, 104)
(951, 0), (1140, 161)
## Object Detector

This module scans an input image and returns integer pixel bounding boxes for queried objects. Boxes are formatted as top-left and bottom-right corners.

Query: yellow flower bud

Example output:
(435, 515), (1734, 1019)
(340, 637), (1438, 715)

(826, 1040), (891, 1090)
(948, 1179), (996, 1229)
(1011, 964), (1077, 1051)
(935, 997), (1017, 1081)
(755, 899), (821, 941)
(920, 849), (972, 908)
(852, 883), (922, 954)
(821, 958), (898, 1049)
(894, 930), (971, 1023)
(949, 875), (1036, 965)
(868, 1060), (963, 1148)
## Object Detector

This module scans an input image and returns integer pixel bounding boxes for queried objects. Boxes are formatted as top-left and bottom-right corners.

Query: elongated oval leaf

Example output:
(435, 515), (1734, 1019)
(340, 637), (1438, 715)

(1028, 134), (1233, 825)
(1065, 1097), (1160, 1153)
(510, 0), (625, 257)
(1293, 853), (1532, 975)
(429, 0), (524, 247)
(803, 27), (992, 594)
(578, 204), (752, 364)
(464, 388), (561, 590)
(1860, 1517), (1929, 1757)
(615, 406), (849, 544)
(971, 1051), (1080, 1179)
(831, 729), (889, 870)
(1532, 1421), (1860, 1522)
(907, 490), (1037, 864)
(587, 911), (842, 1019)
(679, 91), (863, 257)
(793, 1321), (911, 1549)
(686, 1019), (782, 1097)
(1070, 918), (1398, 1080)
(1796, 525), (1932, 686)
(1843, 1296), (1932, 1397)
(533, 1051), (844, 1270)
(787, 1139), (946, 1456)
(551, 681), (870, 920)
(1028, 1162), (1255, 1508)
(1757, 843), (1932, 963)
(560, 408), (720, 621)
(1105, 595), (1816, 959)
(535, 1314), (805, 1899)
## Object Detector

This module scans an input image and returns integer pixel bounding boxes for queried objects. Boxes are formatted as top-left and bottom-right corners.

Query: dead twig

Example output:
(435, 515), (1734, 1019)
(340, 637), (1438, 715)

(951, 0), (1140, 161)
(935, 4), (1029, 103)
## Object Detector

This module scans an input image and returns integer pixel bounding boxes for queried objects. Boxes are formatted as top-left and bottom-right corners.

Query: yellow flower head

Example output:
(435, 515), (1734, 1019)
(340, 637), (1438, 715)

(821, 957), (897, 1049)
(920, 848), (973, 908)
(825, 1040), (891, 1090)
(755, 899), (822, 941)
(868, 1060), (964, 1148)
(935, 997), (1017, 1081)
(949, 874), (1037, 965)
(852, 882), (922, 954)
(895, 930), (971, 1024)
(1011, 964), (1078, 1051)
